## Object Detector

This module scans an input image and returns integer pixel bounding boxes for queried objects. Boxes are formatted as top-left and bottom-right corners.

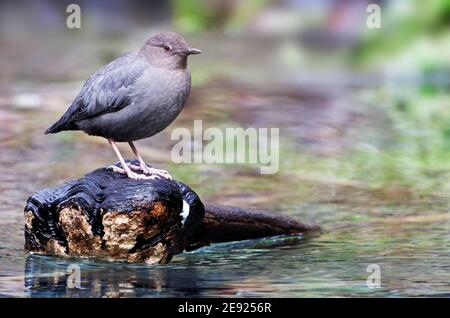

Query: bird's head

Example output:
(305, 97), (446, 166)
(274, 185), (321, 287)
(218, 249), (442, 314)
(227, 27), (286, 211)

(141, 32), (201, 70)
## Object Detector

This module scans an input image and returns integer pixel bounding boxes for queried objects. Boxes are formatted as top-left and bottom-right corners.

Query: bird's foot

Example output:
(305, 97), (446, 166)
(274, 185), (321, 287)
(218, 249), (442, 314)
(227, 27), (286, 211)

(145, 167), (172, 180)
(127, 163), (172, 180)
(108, 165), (160, 180)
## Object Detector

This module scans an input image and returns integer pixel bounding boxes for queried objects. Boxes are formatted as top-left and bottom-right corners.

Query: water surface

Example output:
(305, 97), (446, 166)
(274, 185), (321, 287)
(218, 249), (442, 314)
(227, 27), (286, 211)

(1, 78), (449, 297)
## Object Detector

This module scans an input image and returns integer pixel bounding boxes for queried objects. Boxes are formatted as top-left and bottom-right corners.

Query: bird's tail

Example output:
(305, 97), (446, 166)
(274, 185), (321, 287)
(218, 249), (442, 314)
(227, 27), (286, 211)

(44, 119), (74, 134)
(44, 121), (62, 134)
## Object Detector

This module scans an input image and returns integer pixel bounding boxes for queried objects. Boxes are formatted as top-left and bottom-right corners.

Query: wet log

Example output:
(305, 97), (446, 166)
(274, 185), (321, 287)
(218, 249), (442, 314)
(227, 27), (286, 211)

(24, 161), (321, 264)
(187, 204), (322, 251)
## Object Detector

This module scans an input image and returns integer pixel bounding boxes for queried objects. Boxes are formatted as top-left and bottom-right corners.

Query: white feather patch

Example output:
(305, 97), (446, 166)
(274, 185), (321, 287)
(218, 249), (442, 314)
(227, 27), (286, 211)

(180, 200), (190, 225)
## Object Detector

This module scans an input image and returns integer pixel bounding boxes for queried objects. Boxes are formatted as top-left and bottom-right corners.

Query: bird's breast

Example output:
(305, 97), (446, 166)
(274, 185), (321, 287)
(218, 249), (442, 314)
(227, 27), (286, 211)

(125, 67), (191, 140)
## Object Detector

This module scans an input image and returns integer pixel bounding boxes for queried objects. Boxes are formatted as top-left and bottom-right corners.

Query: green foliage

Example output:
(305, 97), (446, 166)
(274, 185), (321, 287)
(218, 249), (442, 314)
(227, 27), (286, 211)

(282, 90), (450, 194)
(171, 0), (269, 33)
(354, 0), (450, 65)
(172, 0), (219, 33)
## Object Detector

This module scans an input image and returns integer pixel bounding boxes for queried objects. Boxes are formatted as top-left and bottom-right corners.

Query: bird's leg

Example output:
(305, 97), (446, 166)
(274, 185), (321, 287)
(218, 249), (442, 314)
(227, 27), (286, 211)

(128, 141), (172, 180)
(107, 139), (159, 180)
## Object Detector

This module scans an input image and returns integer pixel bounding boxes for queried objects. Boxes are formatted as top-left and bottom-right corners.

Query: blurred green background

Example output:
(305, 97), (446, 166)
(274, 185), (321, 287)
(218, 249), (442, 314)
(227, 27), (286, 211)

(0, 0), (449, 297)
(1, 0), (449, 194)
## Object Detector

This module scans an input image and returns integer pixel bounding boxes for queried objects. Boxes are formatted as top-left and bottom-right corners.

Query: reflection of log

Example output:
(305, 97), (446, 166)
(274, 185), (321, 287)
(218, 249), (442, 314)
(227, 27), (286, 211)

(24, 161), (321, 264)
(24, 254), (202, 297)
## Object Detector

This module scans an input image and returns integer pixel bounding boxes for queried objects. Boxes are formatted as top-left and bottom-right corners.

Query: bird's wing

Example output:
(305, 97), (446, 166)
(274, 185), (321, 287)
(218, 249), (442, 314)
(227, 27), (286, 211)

(46, 53), (147, 133)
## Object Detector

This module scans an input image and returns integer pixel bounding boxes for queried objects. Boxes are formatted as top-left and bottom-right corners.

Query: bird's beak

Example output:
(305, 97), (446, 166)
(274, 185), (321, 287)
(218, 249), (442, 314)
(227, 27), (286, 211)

(186, 47), (202, 55)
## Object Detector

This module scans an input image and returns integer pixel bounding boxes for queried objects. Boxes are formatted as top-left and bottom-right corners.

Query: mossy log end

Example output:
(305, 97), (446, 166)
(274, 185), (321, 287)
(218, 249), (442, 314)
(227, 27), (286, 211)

(24, 161), (321, 264)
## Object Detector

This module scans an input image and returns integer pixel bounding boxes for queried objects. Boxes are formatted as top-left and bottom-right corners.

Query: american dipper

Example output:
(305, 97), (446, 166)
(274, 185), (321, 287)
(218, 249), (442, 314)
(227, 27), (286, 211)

(45, 32), (201, 180)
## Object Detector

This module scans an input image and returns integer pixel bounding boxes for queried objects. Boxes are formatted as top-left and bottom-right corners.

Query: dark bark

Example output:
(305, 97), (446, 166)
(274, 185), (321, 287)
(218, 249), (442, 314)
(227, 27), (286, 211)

(187, 204), (321, 250)
(24, 161), (321, 264)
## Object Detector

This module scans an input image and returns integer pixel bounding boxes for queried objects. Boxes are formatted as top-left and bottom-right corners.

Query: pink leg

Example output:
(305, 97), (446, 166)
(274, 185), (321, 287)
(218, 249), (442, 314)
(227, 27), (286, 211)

(108, 139), (158, 180)
(128, 141), (172, 180)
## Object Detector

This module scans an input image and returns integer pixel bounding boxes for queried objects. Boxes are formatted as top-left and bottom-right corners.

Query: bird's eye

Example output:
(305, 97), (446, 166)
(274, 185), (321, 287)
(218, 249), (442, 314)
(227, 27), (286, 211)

(163, 45), (172, 51)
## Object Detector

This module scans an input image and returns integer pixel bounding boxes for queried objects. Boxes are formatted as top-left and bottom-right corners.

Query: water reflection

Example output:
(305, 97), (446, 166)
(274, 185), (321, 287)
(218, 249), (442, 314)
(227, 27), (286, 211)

(21, 224), (450, 298)
(23, 235), (308, 298)
(24, 254), (203, 298)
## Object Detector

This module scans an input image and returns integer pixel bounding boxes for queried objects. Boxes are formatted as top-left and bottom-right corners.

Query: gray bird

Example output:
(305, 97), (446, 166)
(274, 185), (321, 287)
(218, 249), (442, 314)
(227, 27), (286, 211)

(45, 32), (201, 180)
